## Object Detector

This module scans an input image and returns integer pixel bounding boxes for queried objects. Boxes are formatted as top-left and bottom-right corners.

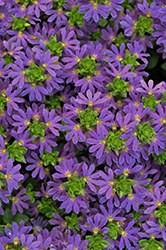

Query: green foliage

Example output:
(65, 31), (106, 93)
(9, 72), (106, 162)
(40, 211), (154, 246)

(0, 94), (6, 110)
(136, 15), (153, 36)
(28, 119), (45, 138)
(136, 122), (156, 144)
(3, 208), (29, 224)
(12, 16), (30, 31)
(25, 64), (45, 83)
(142, 95), (160, 111)
(37, 198), (56, 218)
(64, 174), (85, 197)
(107, 223), (120, 239)
(153, 148), (166, 164)
(4, 54), (14, 66)
(121, 53), (140, 70)
(25, 183), (36, 203)
(46, 35), (63, 56)
(116, 176), (133, 198)
(78, 55), (98, 77)
(86, 235), (110, 250)
(65, 213), (83, 230)
(107, 131), (125, 151)
(46, 95), (61, 110)
(114, 32), (129, 47)
(155, 206), (166, 225)
(79, 108), (98, 128)
(17, 0), (30, 6)
(7, 141), (27, 162)
(41, 150), (59, 166)
(66, 6), (84, 27)
(106, 77), (129, 96)
(0, 125), (6, 137)
(139, 238), (164, 250)
(89, 29), (102, 41)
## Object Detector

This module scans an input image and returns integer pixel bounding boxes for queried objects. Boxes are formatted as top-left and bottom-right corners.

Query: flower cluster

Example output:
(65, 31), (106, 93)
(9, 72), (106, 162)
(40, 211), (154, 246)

(0, 0), (166, 249)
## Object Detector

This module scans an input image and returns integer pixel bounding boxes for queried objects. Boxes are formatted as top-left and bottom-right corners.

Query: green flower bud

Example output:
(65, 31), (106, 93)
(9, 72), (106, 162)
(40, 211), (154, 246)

(106, 77), (129, 96)
(41, 150), (59, 166)
(25, 64), (45, 83)
(7, 141), (27, 163)
(136, 15), (153, 36)
(28, 119), (45, 138)
(78, 108), (98, 128)
(107, 131), (125, 151)
(136, 122), (156, 144)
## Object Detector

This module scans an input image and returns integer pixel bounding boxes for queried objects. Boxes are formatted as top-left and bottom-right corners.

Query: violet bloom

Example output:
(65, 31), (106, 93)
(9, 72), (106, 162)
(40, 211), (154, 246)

(21, 83), (48, 102)
(11, 130), (37, 150)
(58, 195), (87, 214)
(105, 62), (135, 80)
(137, 0), (160, 18)
(4, 159), (24, 193)
(20, 234), (40, 250)
(3, 41), (23, 59)
(76, 89), (107, 107)
(97, 168), (115, 200)
(1, 221), (32, 246)
(115, 159), (142, 176)
(127, 41), (150, 65)
(136, 79), (165, 96)
(47, 179), (66, 200)
(43, 109), (62, 136)
(67, 235), (88, 250)
(107, 43), (125, 66)
(119, 220), (139, 250)
(81, 214), (109, 235)
(151, 104), (166, 130)
(12, 108), (32, 134)
(53, 158), (80, 179)
(148, 127), (166, 155)
(60, 27), (80, 53)
(36, 233), (51, 250)
(63, 118), (85, 144)
(144, 187), (166, 214)
(121, 192), (146, 212)
(62, 44), (87, 70)
(86, 128), (107, 159)
(26, 152), (46, 180)
(146, 221), (166, 241)
(9, 57), (26, 89)
(82, 163), (100, 192)
(28, 0), (50, 18)
(79, 3), (109, 23)
(100, 205), (125, 223)
(4, 85), (24, 115)
(0, 135), (8, 158)
(38, 50), (61, 77)
(11, 188), (30, 215)
(36, 134), (57, 155)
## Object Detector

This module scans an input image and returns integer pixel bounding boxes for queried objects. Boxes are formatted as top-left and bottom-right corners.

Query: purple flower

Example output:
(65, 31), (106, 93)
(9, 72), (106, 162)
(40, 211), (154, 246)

(115, 159), (142, 176)
(60, 27), (80, 53)
(67, 235), (88, 250)
(21, 83), (48, 102)
(86, 128), (107, 159)
(63, 118), (85, 144)
(136, 79), (165, 96)
(148, 127), (166, 155)
(81, 214), (109, 235)
(11, 130), (36, 150)
(20, 234), (40, 250)
(79, 3), (109, 23)
(1, 221), (32, 245)
(43, 109), (62, 136)
(121, 192), (146, 212)
(29, 0), (50, 18)
(59, 195), (87, 214)
(12, 108), (32, 134)
(36, 233), (51, 250)
(4, 159), (24, 193)
(97, 168), (114, 200)
(11, 188), (30, 215)
(105, 62), (135, 80)
(76, 89), (107, 107)
(151, 104), (166, 130)
(82, 163), (100, 192)
(144, 187), (166, 214)
(100, 205), (125, 223)
(38, 50), (61, 76)
(26, 152), (46, 179)
(9, 57), (26, 89)
(119, 220), (139, 249)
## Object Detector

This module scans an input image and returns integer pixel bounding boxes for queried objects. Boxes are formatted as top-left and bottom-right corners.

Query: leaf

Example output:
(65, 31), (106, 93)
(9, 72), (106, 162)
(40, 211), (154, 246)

(3, 208), (14, 224)
(14, 213), (29, 223)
